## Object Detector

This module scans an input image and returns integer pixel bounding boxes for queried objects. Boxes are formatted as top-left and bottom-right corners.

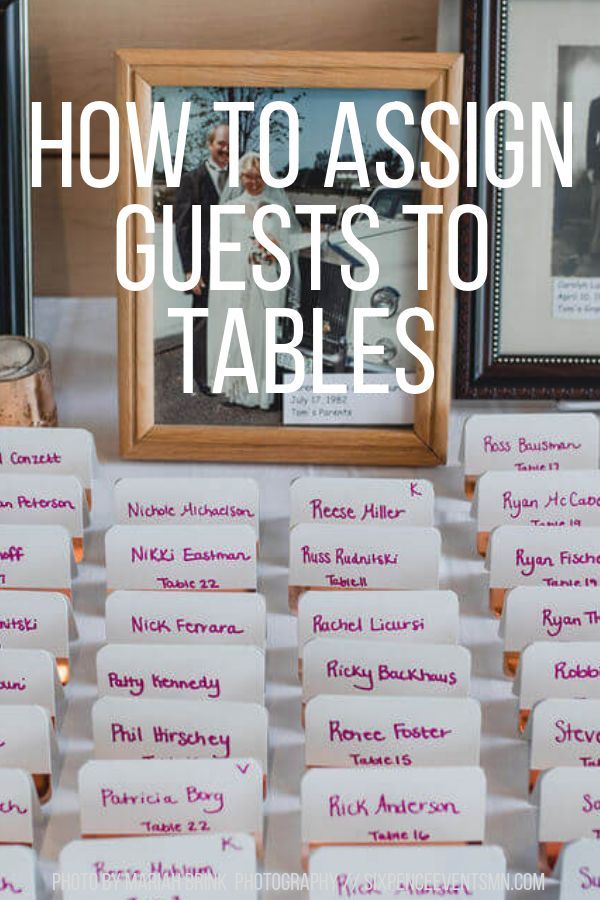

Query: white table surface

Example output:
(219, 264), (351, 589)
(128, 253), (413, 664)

(33, 296), (563, 898)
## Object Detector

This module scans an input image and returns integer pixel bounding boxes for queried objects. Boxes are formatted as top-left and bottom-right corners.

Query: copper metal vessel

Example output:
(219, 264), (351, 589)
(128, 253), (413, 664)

(0, 336), (57, 427)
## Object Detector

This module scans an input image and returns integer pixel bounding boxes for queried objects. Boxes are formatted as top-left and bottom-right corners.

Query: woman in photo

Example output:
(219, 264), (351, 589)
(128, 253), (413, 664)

(207, 152), (301, 410)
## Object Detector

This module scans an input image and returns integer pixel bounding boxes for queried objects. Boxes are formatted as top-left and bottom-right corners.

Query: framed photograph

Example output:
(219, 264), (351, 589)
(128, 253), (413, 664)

(116, 50), (462, 464)
(457, 0), (600, 398)
(0, 0), (32, 335)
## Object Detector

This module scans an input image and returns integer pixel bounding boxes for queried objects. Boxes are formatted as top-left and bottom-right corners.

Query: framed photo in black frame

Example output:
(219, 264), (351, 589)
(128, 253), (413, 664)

(0, 0), (32, 336)
(457, 0), (600, 399)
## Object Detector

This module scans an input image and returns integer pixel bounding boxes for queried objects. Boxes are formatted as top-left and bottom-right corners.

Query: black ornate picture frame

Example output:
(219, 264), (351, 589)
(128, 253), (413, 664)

(456, 0), (600, 398)
(0, 0), (32, 336)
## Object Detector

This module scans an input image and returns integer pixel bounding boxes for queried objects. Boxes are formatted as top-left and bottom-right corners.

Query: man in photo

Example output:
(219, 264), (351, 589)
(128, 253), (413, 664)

(587, 94), (600, 265)
(174, 122), (229, 393)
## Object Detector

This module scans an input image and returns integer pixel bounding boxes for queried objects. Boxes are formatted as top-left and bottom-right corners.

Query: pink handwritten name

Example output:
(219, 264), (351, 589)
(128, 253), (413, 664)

(334, 874), (471, 896)
(541, 608), (593, 638)
(130, 616), (244, 637)
(554, 719), (600, 744)
(483, 435), (582, 455)
(582, 793), (600, 813)
(0, 547), (24, 563)
(99, 784), (229, 815)
(106, 671), (221, 698)
(5, 451), (61, 466)
(127, 501), (254, 521)
(515, 549), (600, 577)
(0, 617), (38, 633)
(301, 546), (399, 567)
(130, 546), (251, 564)
(91, 861), (217, 880)
(0, 799), (27, 816)
(308, 498), (411, 522)
(555, 662), (600, 681)
(329, 720), (452, 744)
(328, 794), (460, 817)
(110, 722), (231, 756)
(0, 876), (23, 894)
(0, 679), (26, 692)
(312, 614), (425, 636)
(325, 660), (458, 692)
(14, 496), (75, 511)
(578, 866), (600, 890)
(503, 490), (600, 523)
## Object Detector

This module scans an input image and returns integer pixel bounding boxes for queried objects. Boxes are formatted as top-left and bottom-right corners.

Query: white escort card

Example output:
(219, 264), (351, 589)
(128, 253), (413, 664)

(304, 696), (481, 769)
(78, 759), (264, 853)
(0, 525), (72, 599)
(308, 845), (507, 899)
(92, 697), (268, 771)
(97, 644), (265, 705)
(516, 642), (600, 733)
(0, 649), (63, 722)
(487, 526), (600, 617)
(0, 427), (94, 508)
(475, 470), (600, 556)
(557, 838), (600, 899)
(298, 591), (459, 669)
(0, 706), (56, 804)
(462, 413), (599, 498)
(0, 591), (74, 684)
(301, 767), (486, 860)
(302, 640), (471, 709)
(106, 591), (266, 649)
(537, 768), (600, 874)
(0, 847), (40, 898)
(289, 525), (441, 611)
(59, 834), (258, 899)
(105, 525), (256, 592)
(114, 477), (259, 536)
(0, 769), (40, 846)
(289, 477), (434, 529)
(529, 700), (600, 788)
(501, 587), (600, 677)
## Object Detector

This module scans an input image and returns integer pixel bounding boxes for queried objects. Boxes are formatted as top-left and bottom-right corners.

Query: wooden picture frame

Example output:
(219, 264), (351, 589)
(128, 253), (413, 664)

(116, 50), (462, 464)
(457, 0), (600, 399)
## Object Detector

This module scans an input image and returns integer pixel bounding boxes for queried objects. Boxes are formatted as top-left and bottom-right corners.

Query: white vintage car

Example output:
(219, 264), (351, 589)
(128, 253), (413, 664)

(284, 182), (420, 373)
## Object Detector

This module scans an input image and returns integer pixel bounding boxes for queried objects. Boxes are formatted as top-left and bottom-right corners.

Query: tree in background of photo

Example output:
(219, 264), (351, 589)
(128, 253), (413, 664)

(153, 85), (306, 175)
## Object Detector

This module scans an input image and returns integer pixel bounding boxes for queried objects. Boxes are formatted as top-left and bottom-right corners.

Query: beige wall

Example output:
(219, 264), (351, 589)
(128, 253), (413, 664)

(31, 0), (441, 296)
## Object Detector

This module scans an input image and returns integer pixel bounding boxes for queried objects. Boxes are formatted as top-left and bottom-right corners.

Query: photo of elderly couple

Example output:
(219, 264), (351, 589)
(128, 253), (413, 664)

(152, 85), (425, 426)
